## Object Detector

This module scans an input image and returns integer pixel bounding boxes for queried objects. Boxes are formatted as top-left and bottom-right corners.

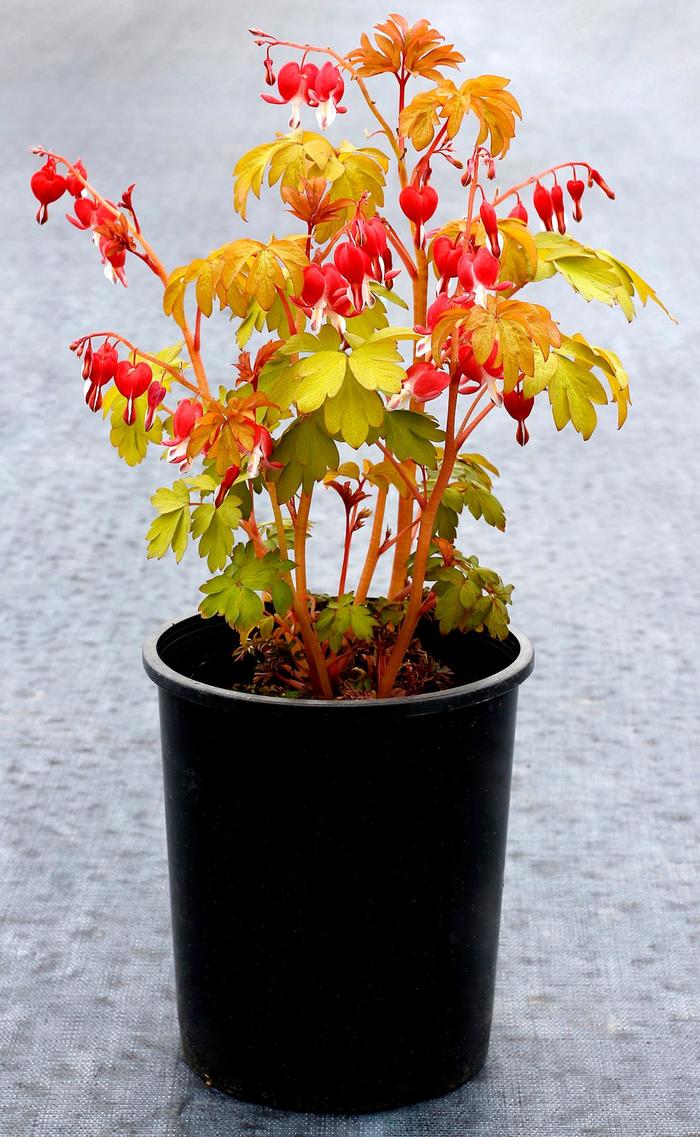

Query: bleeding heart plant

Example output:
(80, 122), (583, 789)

(31, 13), (673, 699)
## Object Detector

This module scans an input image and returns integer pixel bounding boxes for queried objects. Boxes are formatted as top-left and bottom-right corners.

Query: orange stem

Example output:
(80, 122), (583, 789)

(355, 488), (387, 604)
(379, 378), (460, 697)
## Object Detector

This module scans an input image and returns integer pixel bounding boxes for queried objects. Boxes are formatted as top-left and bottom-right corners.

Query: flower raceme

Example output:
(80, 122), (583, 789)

(295, 222), (396, 333)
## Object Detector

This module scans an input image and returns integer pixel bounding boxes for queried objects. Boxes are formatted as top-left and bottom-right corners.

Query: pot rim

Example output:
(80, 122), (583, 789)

(143, 613), (534, 714)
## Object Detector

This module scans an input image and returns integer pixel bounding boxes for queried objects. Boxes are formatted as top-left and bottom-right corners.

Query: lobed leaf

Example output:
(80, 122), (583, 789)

(146, 480), (191, 562)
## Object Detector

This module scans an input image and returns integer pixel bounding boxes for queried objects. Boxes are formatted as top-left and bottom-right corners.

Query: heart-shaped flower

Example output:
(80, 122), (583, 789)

(114, 360), (153, 425)
(30, 159), (67, 224)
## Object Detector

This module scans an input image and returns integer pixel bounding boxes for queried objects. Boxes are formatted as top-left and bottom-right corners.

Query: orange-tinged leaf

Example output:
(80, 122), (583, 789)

(188, 389), (274, 474)
(462, 76), (521, 158)
(401, 74), (521, 157)
(399, 89), (442, 150)
(346, 14), (464, 81)
(433, 297), (560, 390)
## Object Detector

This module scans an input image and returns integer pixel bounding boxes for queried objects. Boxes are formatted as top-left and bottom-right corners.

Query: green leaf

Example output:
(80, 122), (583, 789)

(380, 410), (445, 467)
(102, 387), (163, 467)
(146, 481), (191, 562)
(347, 336), (405, 393)
(295, 350), (348, 412)
(271, 413), (340, 501)
(191, 495), (243, 571)
(199, 543), (295, 637)
(315, 594), (377, 652)
(430, 556), (513, 638)
(525, 335), (615, 439)
(534, 233), (675, 323)
(323, 372), (385, 448)
(369, 282), (409, 309)
(432, 454), (506, 536)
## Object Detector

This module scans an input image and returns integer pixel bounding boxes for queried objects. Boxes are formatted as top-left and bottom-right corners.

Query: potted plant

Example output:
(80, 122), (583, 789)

(30, 12), (671, 1114)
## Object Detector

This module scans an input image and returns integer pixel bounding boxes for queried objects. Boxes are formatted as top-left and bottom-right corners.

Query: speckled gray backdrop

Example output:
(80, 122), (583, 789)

(1, 0), (698, 1133)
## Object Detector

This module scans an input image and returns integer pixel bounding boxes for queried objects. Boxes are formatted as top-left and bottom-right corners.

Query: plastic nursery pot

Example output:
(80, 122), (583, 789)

(143, 613), (534, 1114)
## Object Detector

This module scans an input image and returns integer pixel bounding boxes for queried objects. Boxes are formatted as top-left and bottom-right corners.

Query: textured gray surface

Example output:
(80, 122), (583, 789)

(1, 0), (699, 1133)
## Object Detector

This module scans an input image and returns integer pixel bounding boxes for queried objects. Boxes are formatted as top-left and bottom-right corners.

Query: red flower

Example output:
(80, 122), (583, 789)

(533, 182), (554, 231)
(479, 200), (501, 257)
(399, 185), (438, 244)
(98, 235), (128, 287)
(66, 160), (87, 198)
(306, 62), (346, 129)
(83, 342), (118, 412)
(457, 343), (484, 393)
(567, 178), (585, 222)
(503, 386), (535, 446)
(457, 247), (511, 298)
(589, 168), (615, 199)
(67, 197), (113, 231)
(508, 199), (528, 224)
(164, 398), (204, 470)
(114, 360), (153, 425)
(433, 235), (462, 282)
(261, 60), (319, 129)
(334, 241), (373, 310)
(30, 159), (67, 224)
(399, 185), (438, 226)
(351, 217), (397, 286)
(406, 361), (450, 402)
(551, 183), (566, 234)
(388, 361), (450, 408)
(214, 464), (241, 508)
(296, 263), (354, 333)
(144, 380), (167, 431)
(247, 424), (283, 479)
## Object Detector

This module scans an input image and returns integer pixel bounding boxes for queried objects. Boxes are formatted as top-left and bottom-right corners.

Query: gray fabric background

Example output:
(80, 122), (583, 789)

(1, 1), (698, 1133)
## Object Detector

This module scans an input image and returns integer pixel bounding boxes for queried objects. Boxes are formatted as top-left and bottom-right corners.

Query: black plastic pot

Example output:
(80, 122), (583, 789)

(143, 613), (533, 1114)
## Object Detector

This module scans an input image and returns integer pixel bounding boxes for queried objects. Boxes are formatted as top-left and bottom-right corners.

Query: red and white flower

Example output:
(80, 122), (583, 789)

(164, 398), (203, 470)
(296, 263), (354, 333)
(114, 360), (153, 425)
(247, 424), (283, 479)
(83, 342), (118, 412)
(261, 60), (319, 129)
(306, 62), (346, 129)
(388, 361), (450, 409)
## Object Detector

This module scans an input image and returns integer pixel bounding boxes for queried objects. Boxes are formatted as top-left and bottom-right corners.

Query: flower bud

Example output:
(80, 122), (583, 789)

(432, 235), (462, 280)
(264, 56), (276, 86)
(589, 168), (616, 199)
(508, 199), (529, 224)
(551, 183), (566, 234)
(145, 380), (167, 431)
(457, 253), (475, 292)
(479, 200), (500, 257)
(66, 160), (87, 198)
(533, 182), (554, 231)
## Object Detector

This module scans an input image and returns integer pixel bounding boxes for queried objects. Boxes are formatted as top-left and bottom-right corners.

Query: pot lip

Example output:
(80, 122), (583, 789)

(143, 612), (534, 714)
